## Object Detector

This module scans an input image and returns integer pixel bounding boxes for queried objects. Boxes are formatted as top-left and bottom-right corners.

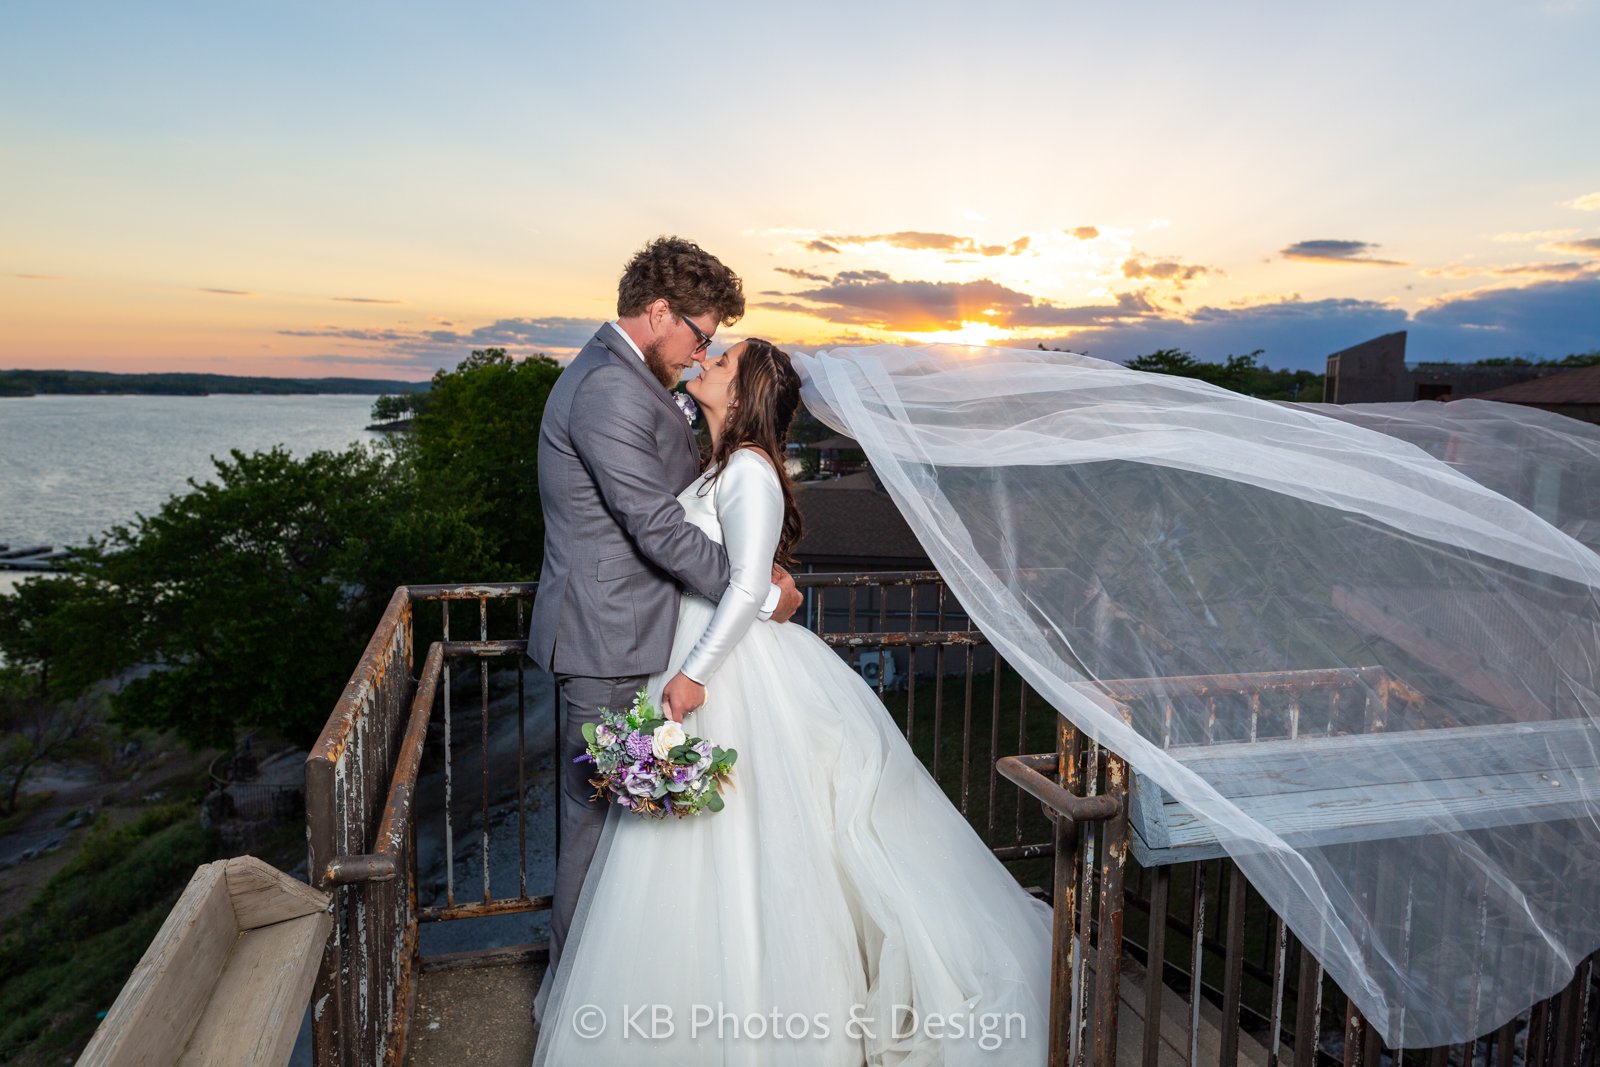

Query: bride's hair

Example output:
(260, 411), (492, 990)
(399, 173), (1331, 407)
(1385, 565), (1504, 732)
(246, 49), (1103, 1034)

(703, 338), (804, 567)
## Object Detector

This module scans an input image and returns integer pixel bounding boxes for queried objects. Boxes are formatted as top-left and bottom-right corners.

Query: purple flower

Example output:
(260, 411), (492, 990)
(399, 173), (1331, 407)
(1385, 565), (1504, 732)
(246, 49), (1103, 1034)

(623, 761), (659, 796)
(624, 731), (653, 761)
(571, 753), (593, 764)
(672, 390), (699, 425)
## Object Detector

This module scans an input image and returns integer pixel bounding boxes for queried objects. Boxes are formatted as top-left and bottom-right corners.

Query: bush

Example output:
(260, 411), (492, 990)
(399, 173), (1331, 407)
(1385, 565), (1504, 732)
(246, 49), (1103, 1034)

(0, 807), (215, 1062)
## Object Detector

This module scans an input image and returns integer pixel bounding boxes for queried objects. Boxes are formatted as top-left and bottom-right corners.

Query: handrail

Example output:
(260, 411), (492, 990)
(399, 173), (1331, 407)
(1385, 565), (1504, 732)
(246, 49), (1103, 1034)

(324, 641), (444, 886)
(996, 752), (1121, 823)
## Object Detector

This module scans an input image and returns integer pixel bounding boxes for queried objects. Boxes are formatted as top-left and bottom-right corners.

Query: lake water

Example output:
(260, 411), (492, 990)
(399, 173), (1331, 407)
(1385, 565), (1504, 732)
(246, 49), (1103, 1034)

(0, 393), (389, 597)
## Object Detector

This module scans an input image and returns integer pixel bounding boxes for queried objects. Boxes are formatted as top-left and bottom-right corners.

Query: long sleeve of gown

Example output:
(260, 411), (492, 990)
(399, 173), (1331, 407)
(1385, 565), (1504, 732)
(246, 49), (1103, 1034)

(677, 450), (784, 685)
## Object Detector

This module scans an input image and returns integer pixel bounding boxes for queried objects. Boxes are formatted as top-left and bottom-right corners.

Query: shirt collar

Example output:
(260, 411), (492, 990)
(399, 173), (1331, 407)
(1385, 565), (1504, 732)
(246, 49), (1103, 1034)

(608, 320), (646, 363)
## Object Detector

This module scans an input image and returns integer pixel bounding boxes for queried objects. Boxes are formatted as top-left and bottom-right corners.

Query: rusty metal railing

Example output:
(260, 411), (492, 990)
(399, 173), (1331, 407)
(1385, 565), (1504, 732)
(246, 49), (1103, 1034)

(1003, 670), (1600, 1067)
(306, 587), (419, 1067)
(307, 574), (1600, 1067)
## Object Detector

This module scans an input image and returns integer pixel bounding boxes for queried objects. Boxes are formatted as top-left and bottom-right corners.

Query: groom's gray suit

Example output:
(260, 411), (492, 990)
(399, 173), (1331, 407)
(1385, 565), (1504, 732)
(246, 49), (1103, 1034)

(527, 323), (738, 974)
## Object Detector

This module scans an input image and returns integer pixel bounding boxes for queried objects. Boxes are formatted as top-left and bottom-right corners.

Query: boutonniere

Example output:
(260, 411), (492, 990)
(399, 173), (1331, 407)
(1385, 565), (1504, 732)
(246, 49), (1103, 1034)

(672, 390), (699, 425)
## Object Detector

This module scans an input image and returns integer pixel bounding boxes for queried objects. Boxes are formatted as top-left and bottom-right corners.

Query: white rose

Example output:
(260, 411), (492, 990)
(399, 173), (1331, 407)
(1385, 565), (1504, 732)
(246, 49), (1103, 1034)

(651, 721), (687, 760)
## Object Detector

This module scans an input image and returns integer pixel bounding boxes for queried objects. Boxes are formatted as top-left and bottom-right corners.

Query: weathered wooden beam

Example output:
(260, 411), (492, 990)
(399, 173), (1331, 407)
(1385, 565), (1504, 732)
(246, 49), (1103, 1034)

(78, 857), (331, 1067)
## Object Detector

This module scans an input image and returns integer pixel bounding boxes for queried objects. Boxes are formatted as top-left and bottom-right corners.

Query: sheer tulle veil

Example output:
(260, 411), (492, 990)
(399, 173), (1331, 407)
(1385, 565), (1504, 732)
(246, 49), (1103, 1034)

(790, 343), (1600, 1047)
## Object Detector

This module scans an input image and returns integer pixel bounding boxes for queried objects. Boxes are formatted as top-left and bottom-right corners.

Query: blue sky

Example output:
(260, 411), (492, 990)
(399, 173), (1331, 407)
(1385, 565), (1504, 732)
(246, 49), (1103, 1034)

(1, 0), (1597, 377)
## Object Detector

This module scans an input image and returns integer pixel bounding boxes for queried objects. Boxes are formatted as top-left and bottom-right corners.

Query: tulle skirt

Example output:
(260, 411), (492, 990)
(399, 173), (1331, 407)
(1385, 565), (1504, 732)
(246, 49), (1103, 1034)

(531, 596), (1052, 1066)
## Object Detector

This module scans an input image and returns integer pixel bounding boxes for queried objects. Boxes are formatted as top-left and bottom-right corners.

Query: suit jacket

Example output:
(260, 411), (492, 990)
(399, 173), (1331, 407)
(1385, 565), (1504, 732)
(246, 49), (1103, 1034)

(526, 324), (731, 677)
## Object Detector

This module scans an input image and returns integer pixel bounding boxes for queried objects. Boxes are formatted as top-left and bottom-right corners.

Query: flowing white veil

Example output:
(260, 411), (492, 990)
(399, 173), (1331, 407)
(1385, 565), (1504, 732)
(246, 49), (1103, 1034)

(791, 343), (1600, 1048)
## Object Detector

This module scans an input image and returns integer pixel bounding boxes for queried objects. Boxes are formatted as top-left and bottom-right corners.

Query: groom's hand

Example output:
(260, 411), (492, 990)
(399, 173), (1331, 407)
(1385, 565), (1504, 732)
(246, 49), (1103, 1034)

(770, 565), (802, 624)
(662, 672), (706, 723)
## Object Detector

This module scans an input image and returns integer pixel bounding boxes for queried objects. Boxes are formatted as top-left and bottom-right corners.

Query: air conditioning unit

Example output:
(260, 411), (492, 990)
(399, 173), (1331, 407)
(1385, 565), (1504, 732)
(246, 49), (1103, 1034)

(854, 650), (903, 692)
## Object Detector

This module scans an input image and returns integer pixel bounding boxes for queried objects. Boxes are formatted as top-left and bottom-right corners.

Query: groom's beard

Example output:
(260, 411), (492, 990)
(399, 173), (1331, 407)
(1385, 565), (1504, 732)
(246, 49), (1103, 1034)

(640, 337), (680, 390)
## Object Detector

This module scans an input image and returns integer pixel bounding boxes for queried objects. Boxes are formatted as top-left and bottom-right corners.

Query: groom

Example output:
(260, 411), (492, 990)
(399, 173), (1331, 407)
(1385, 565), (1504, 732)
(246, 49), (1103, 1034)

(526, 236), (802, 977)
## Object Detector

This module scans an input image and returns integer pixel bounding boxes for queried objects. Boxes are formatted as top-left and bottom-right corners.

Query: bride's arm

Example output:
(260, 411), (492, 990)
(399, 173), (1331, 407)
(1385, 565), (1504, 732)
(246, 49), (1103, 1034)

(678, 449), (784, 687)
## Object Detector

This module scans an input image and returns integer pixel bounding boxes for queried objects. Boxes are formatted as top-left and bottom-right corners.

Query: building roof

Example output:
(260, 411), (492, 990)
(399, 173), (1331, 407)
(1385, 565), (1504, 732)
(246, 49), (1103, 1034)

(793, 471), (929, 564)
(811, 434), (862, 452)
(1467, 364), (1600, 404)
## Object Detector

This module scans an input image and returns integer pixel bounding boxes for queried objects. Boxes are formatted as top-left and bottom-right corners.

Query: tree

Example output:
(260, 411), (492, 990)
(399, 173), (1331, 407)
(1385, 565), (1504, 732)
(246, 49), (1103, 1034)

(409, 348), (564, 579)
(1123, 347), (1324, 402)
(1124, 348), (1203, 377)
(371, 394), (409, 421)
(370, 391), (433, 422)
(0, 668), (101, 814)
(0, 444), (491, 747)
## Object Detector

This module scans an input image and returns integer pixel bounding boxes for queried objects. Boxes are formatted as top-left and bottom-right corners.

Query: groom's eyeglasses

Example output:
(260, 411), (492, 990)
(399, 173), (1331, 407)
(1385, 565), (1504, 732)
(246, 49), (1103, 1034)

(677, 313), (713, 355)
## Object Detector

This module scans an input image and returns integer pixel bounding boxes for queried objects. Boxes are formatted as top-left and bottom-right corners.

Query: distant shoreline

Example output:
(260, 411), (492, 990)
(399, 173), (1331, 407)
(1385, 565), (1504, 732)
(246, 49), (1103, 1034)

(0, 369), (430, 398)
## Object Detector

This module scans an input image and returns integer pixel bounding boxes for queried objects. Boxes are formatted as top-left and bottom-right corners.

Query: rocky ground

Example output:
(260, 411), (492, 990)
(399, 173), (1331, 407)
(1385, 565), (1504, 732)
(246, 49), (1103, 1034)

(0, 741), (219, 924)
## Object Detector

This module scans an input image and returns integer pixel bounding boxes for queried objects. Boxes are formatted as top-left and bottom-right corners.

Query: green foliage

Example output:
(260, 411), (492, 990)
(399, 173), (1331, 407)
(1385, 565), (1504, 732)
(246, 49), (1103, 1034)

(1123, 348), (1325, 401)
(1, 444), (490, 746)
(1556, 349), (1600, 368)
(0, 345), (555, 748)
(371, 390), (433, 422)
(0, 808), (215, 1063)
(409, 347), (564, 579)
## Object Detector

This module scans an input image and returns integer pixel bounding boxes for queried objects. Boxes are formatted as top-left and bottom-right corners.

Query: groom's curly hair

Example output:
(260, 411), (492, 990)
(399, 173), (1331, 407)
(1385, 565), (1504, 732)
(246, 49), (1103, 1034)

(617, 236), (746, 325)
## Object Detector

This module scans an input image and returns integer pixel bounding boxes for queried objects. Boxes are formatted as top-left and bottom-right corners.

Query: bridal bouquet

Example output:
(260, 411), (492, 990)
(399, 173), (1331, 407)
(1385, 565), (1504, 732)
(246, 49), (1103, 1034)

(575, 690), (737, 818)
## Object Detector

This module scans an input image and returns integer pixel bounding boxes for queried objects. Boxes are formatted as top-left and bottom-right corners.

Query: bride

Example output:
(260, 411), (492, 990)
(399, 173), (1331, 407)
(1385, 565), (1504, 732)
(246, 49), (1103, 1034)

(530, 338), (1052, 1066)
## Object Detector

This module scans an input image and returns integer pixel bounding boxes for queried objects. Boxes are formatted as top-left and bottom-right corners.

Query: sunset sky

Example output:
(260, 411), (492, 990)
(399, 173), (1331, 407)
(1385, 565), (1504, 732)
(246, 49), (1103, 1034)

(3, 1), (1598, 379)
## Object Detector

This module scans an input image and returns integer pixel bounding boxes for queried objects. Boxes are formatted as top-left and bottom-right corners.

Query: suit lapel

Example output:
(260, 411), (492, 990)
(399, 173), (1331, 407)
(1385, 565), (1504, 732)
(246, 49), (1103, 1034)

(597, 324), (700, 462)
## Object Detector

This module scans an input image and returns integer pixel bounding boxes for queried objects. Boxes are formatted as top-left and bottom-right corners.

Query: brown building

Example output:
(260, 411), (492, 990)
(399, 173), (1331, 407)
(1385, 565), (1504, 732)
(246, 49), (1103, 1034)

(792, 469), (929, 571)
(1465, 363), (1600, 426)
(791, 471), (986, 681)
(1325, 331), (1566, 403)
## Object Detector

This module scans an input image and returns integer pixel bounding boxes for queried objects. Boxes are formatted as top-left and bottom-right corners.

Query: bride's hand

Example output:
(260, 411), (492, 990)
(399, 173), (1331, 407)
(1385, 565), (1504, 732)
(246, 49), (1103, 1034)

(662, 672), (706, 723)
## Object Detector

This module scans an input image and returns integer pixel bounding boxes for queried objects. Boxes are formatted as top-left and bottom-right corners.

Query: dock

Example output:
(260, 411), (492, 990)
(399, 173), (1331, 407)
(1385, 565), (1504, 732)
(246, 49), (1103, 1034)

(0, 543), (77, 571)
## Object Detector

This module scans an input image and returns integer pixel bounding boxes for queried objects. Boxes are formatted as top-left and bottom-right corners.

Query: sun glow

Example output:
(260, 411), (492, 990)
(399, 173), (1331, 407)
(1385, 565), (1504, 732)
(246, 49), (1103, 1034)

(896, 321), (1017, 346)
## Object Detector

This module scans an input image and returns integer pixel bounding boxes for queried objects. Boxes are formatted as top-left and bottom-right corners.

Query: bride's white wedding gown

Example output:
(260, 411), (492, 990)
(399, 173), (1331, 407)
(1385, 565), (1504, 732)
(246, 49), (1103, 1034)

(531, 448), (1052, 1066)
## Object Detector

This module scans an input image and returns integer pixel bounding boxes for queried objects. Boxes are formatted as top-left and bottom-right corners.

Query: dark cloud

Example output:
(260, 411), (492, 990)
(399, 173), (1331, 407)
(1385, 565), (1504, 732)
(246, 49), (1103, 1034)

(200, 287), (254, 296)
(787, 273), (1157, 332)
(791, 276), (1033, 330)
(276, 315), (604, 371)
(1410, 277), (1600, 353)
(1121, 257), (1215, 285)
(1548, 237), (1600, 256)
(805, 240), (841, 254)
(332, 296), (404, 304)
(817, 231), (1032, 257)
(753, 301), (821, 315)
(1067, 227), (1100, 240)
(277, 327), (414, 342)
(775, 267), (828, 282)
(1280, 239), (1407, 266)
(1006, 292), (1157, 328)
(1033, 277), (1600, 370)
(445, 316), (602, 351)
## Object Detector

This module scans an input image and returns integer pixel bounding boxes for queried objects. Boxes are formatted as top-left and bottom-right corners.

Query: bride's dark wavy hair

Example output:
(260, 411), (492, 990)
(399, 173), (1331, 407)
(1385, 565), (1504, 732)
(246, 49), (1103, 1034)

(702, 338), (804, 567)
